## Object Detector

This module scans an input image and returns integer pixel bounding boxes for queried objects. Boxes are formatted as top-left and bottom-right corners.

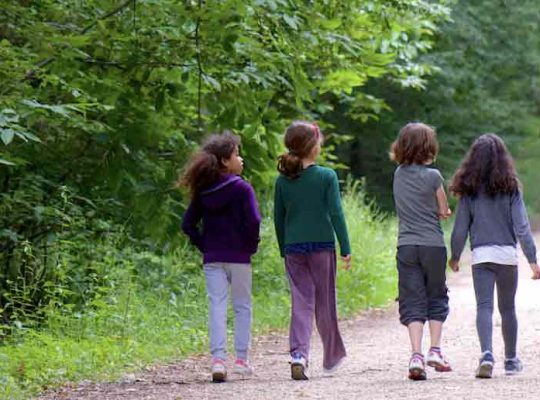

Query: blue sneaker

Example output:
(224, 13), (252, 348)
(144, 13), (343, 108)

(475, 351), (495, 379)
(504, 357), (523, 376)
(290, 352), (308, 380)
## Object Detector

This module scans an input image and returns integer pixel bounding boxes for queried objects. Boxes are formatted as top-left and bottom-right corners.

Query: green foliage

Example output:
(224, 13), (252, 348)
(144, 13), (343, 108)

(0, 184), (398, 399)
(334, 0), (540, 210)
(337, 179), (397, 314)
(0, 0), (449, 326)
(0, 0), (450, 239)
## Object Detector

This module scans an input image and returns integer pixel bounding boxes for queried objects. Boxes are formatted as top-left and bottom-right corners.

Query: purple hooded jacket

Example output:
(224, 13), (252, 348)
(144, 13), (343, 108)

(181, 174), (261, 264)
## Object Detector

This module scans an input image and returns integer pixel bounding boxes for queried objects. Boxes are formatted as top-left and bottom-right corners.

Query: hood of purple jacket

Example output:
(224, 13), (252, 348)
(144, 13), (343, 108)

(198, 174), (243, 210)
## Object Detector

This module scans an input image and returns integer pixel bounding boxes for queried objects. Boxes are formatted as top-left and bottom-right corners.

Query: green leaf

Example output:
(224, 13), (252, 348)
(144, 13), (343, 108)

(321, 19), (342, 30)
(16, 130), (41, 143)
(283, 14), (299, 30)
(21, 100), (73, 118)
(0, 158), (15, 166)
(203, 75), (222, 92)
(0, 109), (19, 125)
(1, 128), (15, 145)
(319, 70), (368, 94)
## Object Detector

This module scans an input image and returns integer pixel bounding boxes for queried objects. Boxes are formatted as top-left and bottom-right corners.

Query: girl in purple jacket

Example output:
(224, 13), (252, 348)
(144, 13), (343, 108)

(180, 131), (261, 382)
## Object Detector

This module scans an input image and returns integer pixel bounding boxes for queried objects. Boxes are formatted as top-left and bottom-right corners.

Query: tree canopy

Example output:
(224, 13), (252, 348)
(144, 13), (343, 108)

(1, 0), (450, 245)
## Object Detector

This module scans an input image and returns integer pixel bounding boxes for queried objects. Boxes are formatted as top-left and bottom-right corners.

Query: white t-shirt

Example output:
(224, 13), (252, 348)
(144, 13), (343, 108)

(472, 245), (518, 266)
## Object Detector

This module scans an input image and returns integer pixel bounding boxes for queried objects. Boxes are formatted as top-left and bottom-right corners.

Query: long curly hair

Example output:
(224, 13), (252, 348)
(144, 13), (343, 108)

(449, 133), (520, 197)
(277, 121), (321, 179)
(179, 131), (240, 197)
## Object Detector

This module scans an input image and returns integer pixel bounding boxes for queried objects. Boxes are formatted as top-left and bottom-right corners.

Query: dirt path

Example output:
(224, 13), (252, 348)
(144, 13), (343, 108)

(40, 250), (540, 400)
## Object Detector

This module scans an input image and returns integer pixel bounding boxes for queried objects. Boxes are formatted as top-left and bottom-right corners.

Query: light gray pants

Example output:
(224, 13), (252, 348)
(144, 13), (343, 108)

(204, 263), (252, 361)
(472, 262), (518, 359)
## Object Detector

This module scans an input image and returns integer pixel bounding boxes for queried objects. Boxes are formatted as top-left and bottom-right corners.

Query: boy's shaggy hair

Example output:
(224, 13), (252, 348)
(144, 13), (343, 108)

(390, 122), (439, 165)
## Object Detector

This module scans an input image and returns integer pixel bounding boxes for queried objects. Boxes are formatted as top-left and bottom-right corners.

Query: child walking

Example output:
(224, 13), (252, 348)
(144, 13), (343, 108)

(449, 133), (540, 378)
(390, 122), (453, 381)
(273, 121), (351, 380)
(181, 131), (261, 383)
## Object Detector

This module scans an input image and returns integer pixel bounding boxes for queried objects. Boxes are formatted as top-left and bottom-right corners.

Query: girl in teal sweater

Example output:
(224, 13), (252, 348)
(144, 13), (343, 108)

(274, 121), (351, 380)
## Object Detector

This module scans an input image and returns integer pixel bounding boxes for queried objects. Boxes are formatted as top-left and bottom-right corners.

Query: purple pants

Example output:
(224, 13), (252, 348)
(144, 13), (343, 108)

(285, 250), (346, 370)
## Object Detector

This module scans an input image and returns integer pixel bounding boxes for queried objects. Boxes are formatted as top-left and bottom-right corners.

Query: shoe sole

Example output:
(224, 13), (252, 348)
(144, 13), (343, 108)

(427, 360), (452, 372)
(291, 363), (308, 380)
(476, 363), (493, 379)
(505, 369), (522, 376)
(408, 367), (427, 381)
(212, 371), (227, 383)
(233, 368), (253, 377)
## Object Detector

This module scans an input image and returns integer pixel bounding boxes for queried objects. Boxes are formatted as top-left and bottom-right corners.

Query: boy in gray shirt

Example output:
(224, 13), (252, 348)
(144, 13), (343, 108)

(391, 122), (453, 381)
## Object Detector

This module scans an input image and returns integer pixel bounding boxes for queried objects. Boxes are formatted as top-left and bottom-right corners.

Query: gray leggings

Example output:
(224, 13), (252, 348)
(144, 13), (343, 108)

(472, 263), (518, 359)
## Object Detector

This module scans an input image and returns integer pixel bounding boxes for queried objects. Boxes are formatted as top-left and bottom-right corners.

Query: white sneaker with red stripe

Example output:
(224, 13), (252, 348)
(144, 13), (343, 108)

(233, 359), (254, 377)
(426, 347), (452, 372)
(408, 353), (427, 381)
(211, 358), (227, 383)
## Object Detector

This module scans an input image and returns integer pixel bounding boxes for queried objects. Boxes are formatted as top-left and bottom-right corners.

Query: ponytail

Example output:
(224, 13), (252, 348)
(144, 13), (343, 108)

(277, 152), (303, 179)
(277, 121), (321, 179)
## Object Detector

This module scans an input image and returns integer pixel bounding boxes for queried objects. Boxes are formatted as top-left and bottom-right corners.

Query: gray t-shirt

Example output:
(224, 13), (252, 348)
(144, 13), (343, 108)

(393, 164), (445, 247)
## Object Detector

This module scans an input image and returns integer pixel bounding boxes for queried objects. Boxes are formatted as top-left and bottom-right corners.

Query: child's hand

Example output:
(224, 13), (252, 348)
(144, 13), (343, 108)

(341, 254), (352, 270)
(439, 208), (452, 220)
(448, 258), (459, 272)
(530, 263), (540, 279)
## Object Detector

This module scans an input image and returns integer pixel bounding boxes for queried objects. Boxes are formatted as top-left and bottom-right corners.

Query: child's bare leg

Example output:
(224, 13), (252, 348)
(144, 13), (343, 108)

(426, 319), (452, 371)
(408, 321), (424, 353)
(407, 321), (427, 380)
(428, 320), (442, 348)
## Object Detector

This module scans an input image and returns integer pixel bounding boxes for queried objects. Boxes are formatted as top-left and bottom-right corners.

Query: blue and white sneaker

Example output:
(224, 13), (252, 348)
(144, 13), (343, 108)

(504, 357), (523, 376)
(290, 352), (308, 380)
(475, 351), (495, 379)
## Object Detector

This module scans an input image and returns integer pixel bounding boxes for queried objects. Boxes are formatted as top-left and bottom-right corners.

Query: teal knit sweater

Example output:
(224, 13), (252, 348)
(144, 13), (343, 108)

(273, 165), (351, 257)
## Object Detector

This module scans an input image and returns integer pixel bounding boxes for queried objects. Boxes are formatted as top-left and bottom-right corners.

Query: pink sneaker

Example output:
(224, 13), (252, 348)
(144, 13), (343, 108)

(233, 359), (254, 377)
(211, 358), (227, 383)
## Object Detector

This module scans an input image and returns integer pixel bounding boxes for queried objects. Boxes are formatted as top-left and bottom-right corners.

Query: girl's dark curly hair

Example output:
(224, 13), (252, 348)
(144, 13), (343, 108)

(449, 133), (520, 197)
(179, 131), (240, 197)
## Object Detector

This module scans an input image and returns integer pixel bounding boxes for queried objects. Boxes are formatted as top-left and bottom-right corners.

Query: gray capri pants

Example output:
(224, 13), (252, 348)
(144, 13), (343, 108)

(397, 245), (449, 326)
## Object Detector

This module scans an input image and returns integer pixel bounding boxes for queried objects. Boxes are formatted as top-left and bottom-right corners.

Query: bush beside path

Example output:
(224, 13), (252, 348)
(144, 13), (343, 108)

(39, 238), (540, 400)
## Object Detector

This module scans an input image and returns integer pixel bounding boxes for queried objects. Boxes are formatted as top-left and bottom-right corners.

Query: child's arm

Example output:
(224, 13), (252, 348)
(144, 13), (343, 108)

(449, 196), (471, 272)
(181, 200), (203, 250)
(240, 182), (262, 254)
(273, 180), (286, 258)
(327, 170), (352, 268)
(436, 185), (452, 220)
(511, 191), (540, 279)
